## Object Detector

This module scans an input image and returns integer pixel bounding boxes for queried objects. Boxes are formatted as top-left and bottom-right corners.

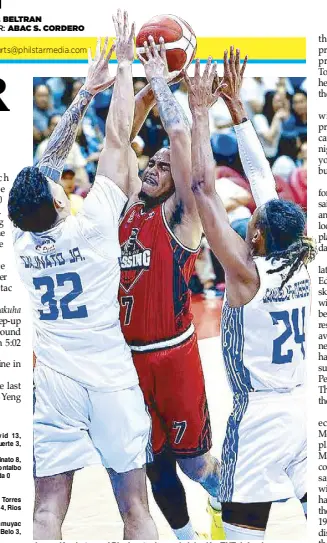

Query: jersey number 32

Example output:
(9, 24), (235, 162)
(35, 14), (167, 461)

(33, 272), (88, 320)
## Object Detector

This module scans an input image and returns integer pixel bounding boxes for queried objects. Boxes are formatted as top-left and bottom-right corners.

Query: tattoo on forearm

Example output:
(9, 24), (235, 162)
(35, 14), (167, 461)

(150, 77), (190, 133)
(38, 88), (93, 182)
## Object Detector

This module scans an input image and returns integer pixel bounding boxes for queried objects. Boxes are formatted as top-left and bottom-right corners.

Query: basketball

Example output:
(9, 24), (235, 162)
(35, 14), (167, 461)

(136, 15), (197, 72)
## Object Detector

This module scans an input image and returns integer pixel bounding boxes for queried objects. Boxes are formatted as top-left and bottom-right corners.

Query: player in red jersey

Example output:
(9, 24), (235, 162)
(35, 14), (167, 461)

(113, 37), (225, 539)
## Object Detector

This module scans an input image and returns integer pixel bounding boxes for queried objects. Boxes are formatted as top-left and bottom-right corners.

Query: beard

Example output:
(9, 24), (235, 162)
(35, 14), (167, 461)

(138, 186), (175, 210)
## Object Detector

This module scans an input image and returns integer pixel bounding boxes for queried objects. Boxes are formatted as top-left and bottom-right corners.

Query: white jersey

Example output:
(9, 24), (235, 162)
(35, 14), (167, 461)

(13, 176), (138, 391)
(221, 256), (310, 393)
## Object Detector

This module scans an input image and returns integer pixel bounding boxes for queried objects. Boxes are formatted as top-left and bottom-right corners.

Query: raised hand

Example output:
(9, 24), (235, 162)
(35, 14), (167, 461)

(137, 35), (170, 81)
(85, 37), (115, 96)
(112, 9), (135, 64)
(184, 57), (226, 113)
(221, 45), (247, 105)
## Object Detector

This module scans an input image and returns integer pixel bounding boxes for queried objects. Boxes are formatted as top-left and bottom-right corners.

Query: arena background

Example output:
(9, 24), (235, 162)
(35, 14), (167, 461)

(33, 75), (308, 538)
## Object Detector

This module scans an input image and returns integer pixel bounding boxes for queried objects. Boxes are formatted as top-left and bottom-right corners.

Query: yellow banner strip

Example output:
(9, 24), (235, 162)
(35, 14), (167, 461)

(0, 37), (306, 62)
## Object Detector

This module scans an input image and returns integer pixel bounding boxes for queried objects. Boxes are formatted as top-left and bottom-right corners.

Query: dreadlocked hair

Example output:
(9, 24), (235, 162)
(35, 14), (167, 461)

(8, 166), (57, 232)
(255, 199), (316, 288)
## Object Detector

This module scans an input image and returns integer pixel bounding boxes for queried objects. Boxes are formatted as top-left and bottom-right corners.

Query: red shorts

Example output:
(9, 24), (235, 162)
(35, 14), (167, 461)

(132, 333), (212, 457)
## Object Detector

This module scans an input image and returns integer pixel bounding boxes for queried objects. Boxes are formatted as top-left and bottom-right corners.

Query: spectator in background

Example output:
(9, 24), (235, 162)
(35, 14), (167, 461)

(139, 104), (168, 158)
(59, 166), (84, 215)
(289, 140), (307, 212)
(253, 91), (291, 163)
(46, 77), (66, 111)
(298, 139), (307, 169)
(272, 136), (298, 180)
(211, 132), (243, 172)
(63, 79), (104, 138)
(131, 136), (149, 175)
(34, 114), (90, 191)
(209, 97), (233, 134)
(215, 177), (252, 240)
(240, 77), (265, 118)
(272, 133), (307, 182)
(282, 91), (307, 139)
(75, 122), (103, 184)
(194, 237), (221, 299)
(33, 84), (54, 147)
(240, 77), (283, 120)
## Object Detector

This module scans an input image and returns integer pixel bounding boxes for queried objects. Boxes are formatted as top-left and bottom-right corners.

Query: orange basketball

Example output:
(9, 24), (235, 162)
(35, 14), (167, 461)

(136, 14), (197, 72)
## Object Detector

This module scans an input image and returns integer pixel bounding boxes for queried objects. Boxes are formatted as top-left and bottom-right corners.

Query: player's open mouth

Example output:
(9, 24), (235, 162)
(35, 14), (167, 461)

(144, 176), (158, 186)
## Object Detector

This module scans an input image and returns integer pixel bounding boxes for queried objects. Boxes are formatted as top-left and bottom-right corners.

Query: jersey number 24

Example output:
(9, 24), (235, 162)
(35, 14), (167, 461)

(270, 307), (305, 364)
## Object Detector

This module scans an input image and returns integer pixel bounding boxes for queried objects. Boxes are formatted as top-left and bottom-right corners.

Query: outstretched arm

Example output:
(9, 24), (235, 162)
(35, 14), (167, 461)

(38, 38), (115, 183)
(138, 37), (196, 215)
(130, 83), (155, 141)
(221, 47), (278, 207)
(97, 10), (136, 194)
(185, 58), (258, 304)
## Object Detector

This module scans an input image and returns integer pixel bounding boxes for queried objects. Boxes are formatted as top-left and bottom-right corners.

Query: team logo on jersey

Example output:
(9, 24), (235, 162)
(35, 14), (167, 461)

(35, 235), (56, 254)
(120, 228), (151, 293)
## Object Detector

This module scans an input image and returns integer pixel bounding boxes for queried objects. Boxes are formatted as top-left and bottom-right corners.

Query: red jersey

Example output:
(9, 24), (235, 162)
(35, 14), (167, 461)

(118, 201), (199, 347)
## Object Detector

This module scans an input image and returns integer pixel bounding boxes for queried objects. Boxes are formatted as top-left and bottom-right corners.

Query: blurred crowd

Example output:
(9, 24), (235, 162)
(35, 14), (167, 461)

(33, 76), (307, 297)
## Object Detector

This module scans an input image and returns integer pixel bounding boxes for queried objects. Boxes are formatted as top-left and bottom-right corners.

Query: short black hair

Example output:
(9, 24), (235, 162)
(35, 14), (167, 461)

(256, 199), (305, 255)
(256, 199), (315, 286)
(8, 166), (57, 232)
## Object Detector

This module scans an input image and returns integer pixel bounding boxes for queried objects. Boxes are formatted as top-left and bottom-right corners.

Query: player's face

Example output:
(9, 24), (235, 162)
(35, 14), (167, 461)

(49, 179), (71, 219)
(141, 148), (174, 200)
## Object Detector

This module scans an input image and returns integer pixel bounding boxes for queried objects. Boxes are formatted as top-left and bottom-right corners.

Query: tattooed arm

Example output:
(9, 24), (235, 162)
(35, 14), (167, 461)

(139, 37), (201, 248)
(38, 88), (93, 182)
(38, 38), (115, 182)
(130, 69), (183, 141)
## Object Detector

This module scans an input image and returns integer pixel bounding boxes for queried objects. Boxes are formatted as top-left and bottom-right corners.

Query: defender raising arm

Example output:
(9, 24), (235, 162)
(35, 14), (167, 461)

(185, 53), (315, 541)
(38, 38), (115, 183)
(221, 46), (278, 206)
(97, 9), (135, 194)
(185, 57), (258, 306)
(9, 34), (158, 541)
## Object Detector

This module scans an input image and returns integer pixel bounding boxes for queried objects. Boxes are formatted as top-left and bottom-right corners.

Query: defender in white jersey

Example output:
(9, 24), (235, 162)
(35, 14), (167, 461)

(184, 50), (315, 540)
(8, 13), (158, 541)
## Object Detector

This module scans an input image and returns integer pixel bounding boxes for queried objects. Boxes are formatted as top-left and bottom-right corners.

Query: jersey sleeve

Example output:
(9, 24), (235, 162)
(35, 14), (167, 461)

(77, 174), (128, 259)
(252, 114), (268, 136)
(234, 120), (278, 207)
(11, 223), (24, 245)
